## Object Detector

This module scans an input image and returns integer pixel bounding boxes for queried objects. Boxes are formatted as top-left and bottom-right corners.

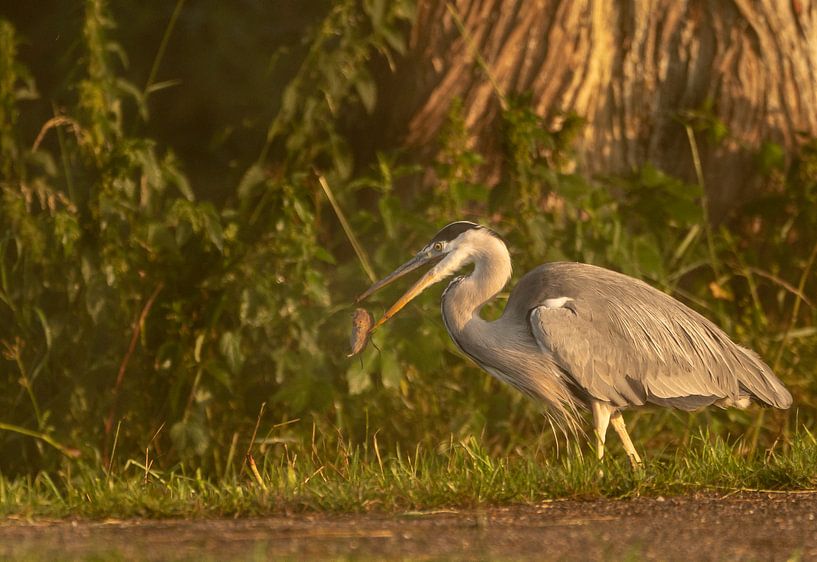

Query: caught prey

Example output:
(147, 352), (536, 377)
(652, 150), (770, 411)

(347, 308), (374, 357)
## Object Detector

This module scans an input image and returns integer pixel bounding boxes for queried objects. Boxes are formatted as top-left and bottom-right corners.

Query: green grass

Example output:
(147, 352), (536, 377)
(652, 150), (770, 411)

(2, 429), (815, 518)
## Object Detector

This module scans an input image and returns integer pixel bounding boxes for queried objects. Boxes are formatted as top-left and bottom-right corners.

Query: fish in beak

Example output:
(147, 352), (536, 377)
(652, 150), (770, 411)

(356, 251), (444, 331)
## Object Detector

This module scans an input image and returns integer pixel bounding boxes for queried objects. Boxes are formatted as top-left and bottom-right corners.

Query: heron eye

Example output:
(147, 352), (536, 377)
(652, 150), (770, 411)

(433, 242), (444, 252)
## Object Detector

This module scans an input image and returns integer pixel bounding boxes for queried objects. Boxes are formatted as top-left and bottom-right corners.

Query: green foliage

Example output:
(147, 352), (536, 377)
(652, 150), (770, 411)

(433, 98), (486, 216)
(259, 0), (415, 176)
(0, 0), (815, 487)
(0, 19), (35, 180)
(1, 3), (227, 472)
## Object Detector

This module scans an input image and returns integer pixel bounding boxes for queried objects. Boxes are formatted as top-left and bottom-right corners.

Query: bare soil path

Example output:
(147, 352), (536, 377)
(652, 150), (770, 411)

(2, 492), (816, 561)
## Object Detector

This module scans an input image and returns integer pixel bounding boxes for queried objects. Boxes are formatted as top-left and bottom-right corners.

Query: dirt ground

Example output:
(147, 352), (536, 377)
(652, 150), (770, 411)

(1, 492), (816, 561)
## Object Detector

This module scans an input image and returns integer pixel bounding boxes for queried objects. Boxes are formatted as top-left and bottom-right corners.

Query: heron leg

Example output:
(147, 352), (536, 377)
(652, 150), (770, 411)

(610, 412), (642, 468)
(591, 401), (614, 461)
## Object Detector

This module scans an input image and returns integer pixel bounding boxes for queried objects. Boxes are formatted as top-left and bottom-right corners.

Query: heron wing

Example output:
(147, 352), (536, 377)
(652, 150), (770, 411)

(521, 263), (791, 410)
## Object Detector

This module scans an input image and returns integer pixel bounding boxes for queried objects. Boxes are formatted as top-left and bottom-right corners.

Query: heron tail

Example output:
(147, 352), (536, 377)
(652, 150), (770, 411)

(736, 347), (792, 409)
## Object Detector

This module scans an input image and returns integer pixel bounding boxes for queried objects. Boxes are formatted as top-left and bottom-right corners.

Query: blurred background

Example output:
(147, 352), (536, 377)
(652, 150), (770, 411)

(1, 0), (815, 475)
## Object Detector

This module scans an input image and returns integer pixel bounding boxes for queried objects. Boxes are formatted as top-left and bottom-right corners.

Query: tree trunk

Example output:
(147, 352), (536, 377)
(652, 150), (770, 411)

(386, 0), (817, 220)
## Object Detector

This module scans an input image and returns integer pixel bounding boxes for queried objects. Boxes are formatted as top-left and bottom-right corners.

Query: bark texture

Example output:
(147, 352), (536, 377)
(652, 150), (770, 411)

(389, 0), (817, 219)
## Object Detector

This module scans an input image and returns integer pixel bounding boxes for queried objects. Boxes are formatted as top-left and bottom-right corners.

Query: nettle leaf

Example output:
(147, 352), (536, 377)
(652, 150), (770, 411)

(239, 287), (273, 328)
(346, 348), (377, 395)
(364, 0), (386, 28)
(556, 173), (593, 203)
(274, 371), (326, 413)
(289, 196), (312, 223)
(758, 141), (785, 174)
(174, 218), (192, 248)
(237, 165), (267, 202)
(135, 144), (162, 190)
(314, 246), (336, 265)
(53, 211), (80, 255)
(354, 69), (377, 114)
(163, 157), (194, 201)
(380, 348), (401, 390)
(200, 204), (224, 252)
(146, 222), (177, 255)
(330, 134), (353, 180)
(304, 269), (330, 306)
(219, 331), (244, 375)
(346, 363), (372, 395)
(33, 307), (52, 351)
(632, 236), (664, 280)
(170, 418), (209, 457)
(398, 324), (446, 373)
(280, 82), (299, 118)
(379, 25), (406, 55)
(25, 151), (58, 176)
(84, 275), (110, 324)
(204, 361), (233, 391)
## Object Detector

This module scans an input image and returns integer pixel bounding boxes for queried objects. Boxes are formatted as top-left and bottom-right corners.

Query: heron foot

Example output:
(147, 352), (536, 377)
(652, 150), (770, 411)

(610, 411), (642, 470)
(626, 453), (643, 471)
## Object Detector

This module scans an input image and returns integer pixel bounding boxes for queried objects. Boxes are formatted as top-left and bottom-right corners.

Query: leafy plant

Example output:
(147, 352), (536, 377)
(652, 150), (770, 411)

(0, 0), (814, 482)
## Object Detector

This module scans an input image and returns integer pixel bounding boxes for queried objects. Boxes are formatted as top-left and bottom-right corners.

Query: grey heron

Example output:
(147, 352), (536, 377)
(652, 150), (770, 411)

(357, 221), (792, 465)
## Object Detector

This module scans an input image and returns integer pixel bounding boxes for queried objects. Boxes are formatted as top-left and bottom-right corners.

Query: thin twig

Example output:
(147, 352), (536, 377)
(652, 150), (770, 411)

(242, 401), (267, 472)
(5, 339), (43, 431)
(181, 368), (203, 422)
(317, 174), (377, 282)
(144, 0), (187, 97)
(243, 402), (268, 490)
(684, 125), (720, 278)
(0, 421), (80, 458)
(246, 453), (268, 491)
(32, 115), (86, 152)
(143, 421), (165, 484)
(747, 266), (814, 309)
(224, 431), (239, 478)
(773, 239), (817, 371)
(107, 419), (122, 480)
(146, 421), (166, 450)
(103, 283), (164, 455)
(51, 103), (78, 204)
(748, 243), (817, 453)
(144, 447), (153, 484)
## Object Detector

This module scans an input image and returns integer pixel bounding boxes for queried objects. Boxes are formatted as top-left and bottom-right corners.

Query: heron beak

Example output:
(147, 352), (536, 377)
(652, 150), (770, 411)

(355, 252), (441, 330)
(370, 267), (442, 330)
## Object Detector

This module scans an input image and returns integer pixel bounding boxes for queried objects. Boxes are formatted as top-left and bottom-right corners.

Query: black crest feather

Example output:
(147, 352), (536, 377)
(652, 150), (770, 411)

(430, 221), (503, 245)
(430, 221), (481, 244)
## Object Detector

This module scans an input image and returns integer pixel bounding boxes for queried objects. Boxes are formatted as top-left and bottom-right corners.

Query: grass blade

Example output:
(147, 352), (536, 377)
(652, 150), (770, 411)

(317, 174), (377, 283)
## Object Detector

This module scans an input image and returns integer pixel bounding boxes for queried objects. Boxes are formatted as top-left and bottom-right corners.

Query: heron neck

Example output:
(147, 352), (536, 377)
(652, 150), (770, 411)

(442, 238), (512, 333)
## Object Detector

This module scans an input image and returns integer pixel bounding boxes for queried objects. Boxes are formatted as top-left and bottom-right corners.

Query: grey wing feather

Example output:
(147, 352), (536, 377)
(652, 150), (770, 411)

(515, 263), (792, 410)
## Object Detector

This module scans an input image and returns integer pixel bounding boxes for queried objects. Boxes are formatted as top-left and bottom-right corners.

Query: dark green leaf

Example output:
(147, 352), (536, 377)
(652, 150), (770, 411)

(354, 70), (377, 114)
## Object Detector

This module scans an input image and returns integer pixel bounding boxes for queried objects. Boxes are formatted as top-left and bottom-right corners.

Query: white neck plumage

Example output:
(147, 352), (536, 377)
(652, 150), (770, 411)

(440, 230), (512, 333)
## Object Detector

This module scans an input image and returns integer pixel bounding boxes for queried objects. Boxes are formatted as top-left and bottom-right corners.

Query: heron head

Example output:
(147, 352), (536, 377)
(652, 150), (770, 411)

(356, 221), (501, 330)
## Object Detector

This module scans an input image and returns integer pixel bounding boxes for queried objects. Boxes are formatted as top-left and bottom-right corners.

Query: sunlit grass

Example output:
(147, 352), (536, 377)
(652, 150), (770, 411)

(1, 428), (815, 519)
